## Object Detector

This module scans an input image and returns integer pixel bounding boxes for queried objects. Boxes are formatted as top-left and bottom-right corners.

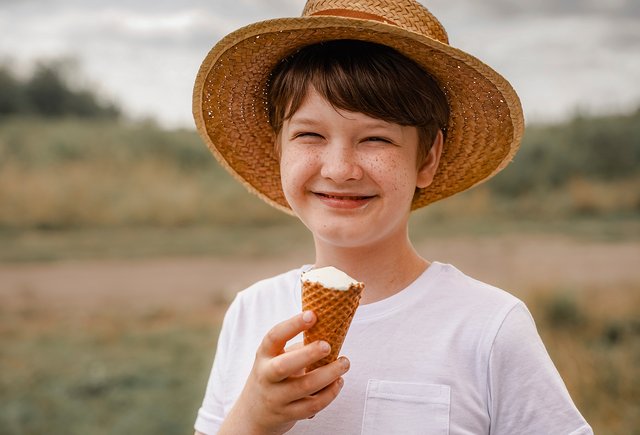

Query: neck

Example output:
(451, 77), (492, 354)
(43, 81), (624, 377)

(313, 230), (428, 304)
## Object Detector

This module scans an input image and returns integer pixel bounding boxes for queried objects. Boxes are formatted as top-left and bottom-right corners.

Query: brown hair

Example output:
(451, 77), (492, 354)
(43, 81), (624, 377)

(267, 39), (450, 164)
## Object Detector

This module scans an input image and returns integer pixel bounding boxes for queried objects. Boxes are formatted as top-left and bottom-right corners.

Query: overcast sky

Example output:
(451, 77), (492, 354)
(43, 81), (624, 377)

(1, 0), (638, 128)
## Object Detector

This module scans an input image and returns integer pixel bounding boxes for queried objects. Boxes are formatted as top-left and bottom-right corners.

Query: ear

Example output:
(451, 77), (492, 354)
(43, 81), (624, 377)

(416, 130), (443, 189)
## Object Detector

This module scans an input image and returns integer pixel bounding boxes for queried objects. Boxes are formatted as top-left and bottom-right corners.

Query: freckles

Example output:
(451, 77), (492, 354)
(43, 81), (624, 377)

(370, 155), (393, 172)
(283, 150), (315, 172)
(374, 155), (402, 179)
(303, 155), (315, 168)
(366, 151), (415, 196)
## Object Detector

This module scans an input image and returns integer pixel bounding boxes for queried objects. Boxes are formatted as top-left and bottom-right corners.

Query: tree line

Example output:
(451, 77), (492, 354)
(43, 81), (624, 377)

(489, 108), (640, 197)
(0, 60), (121, 119)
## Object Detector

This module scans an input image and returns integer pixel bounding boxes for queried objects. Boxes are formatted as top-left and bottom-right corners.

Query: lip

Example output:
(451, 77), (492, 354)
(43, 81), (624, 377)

(312, 191), (377, 209)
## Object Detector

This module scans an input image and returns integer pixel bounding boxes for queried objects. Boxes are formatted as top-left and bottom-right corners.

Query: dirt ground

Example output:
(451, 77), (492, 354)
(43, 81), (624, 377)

(1, 234), (638, 319)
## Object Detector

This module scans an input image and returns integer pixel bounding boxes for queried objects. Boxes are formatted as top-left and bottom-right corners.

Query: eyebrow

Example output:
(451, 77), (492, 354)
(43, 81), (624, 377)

(289, 115), (395, 130)
(360, 120), (395, 129)
(287, 116), (318, 127)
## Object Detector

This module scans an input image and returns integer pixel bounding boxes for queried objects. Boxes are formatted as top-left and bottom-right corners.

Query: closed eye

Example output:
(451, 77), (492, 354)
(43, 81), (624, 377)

(293, 132), (324, 140)
(365, 136), (393, 144)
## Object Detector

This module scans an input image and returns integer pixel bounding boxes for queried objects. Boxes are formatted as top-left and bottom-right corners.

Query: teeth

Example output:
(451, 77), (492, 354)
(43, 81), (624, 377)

(323, 194), (366, 200)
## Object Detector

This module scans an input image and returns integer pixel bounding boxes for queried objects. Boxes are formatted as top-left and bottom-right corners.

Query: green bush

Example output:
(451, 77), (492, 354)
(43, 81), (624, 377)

(490, 108), (640, 196)
(0, 60), (120, 119)
(544, 291), (585, 328)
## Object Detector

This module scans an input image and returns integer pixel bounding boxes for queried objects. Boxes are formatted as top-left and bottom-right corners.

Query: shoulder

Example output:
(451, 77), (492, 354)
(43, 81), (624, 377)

(223, 265), (307, 328)
(425, 262), (530, 353)
(215, 265), (308, 358)
(235, 265), (307, 305)
(430, 261), (523, 313)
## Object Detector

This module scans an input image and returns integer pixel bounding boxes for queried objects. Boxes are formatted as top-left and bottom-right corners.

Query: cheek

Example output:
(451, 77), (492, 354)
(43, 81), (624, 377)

(366, 154), (416, 195)
(280, 148), (316, 191)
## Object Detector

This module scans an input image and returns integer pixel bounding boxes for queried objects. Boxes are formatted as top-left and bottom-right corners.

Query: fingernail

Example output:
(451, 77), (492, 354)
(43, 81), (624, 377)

(337, 377), (344, 387)
(339, 357), (350, 370)
(319, 341), (331, 352)
(302, 311), (314, 323)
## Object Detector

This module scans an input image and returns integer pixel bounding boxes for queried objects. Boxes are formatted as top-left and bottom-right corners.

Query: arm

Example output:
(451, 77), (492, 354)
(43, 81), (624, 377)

(218, 310), (349, 434)
(488, 303), (592, 435)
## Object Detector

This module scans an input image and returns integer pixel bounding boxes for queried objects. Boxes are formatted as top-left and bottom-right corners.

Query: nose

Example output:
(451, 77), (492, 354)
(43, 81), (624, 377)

(319, 143), (363, 183)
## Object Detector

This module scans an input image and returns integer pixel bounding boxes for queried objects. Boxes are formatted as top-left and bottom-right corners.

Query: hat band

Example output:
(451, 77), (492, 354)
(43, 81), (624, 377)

(309, 9), (398, 26)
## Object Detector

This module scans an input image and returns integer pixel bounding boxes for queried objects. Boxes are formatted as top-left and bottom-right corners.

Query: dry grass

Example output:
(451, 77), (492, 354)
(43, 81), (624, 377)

(566, 176), (640, 216)
(0, 159), (284, 228)
(0, 117), (285, 229)
(525, 285), (640, 434)
(1, 116), (639, 231)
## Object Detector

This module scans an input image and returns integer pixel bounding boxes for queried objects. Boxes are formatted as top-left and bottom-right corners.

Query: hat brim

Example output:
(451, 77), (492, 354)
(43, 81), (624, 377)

(193, 16), (524, 215)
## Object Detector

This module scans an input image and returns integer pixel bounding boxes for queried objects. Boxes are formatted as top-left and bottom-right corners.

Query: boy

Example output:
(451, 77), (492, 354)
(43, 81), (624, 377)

(192, 1), (593, 433)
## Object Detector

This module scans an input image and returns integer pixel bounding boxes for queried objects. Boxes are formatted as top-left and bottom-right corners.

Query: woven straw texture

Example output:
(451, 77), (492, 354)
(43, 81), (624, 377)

(193, 0), (525, 214)
(302, 280), (364, 371)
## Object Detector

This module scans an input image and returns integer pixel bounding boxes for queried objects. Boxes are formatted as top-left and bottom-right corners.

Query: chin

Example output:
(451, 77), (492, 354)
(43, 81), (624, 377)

(309, 222), (386, 250)
(300, 206), (408, 247)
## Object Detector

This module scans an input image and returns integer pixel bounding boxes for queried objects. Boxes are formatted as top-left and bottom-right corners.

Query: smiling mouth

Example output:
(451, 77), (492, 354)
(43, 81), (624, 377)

(314, 192), (375, 200)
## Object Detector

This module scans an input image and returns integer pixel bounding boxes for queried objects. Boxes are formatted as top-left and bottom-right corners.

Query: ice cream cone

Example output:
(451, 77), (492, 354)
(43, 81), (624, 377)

(301, 268), (364, 372)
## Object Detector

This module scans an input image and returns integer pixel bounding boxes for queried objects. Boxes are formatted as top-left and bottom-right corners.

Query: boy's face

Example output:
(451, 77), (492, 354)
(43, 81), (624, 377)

(279, 87), (440, 250)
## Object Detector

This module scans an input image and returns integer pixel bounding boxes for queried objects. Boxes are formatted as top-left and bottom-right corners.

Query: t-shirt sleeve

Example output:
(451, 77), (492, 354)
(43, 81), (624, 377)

(194, 295), (240, 435)
(488, 303), (593, 435)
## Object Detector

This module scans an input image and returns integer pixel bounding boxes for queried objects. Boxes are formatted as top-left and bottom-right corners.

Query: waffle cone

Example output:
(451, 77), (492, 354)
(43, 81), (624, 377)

(302, 280), (364, 371)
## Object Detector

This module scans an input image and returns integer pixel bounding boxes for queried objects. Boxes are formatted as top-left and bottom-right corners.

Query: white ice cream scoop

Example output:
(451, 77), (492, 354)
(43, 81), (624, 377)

(301, 266), (361, 291)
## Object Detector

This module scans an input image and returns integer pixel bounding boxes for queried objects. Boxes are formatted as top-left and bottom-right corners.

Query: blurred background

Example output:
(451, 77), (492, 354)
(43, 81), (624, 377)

(0, 0), (639, 433)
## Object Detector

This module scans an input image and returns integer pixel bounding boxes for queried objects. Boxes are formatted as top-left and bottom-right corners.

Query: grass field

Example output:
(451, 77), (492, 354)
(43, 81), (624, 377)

(0, 307), (220, 434)
(528, 286), (640, 434)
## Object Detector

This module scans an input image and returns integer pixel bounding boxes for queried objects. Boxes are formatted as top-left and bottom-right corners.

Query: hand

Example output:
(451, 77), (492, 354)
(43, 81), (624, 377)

(219, 311), (350, 435)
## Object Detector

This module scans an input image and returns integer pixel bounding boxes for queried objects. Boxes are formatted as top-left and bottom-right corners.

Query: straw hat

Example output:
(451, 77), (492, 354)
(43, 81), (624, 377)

(193, 0), (524, 214)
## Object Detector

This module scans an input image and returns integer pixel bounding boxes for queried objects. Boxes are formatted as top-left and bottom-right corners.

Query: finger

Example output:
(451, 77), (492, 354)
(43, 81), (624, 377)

(267, 340), (332, 383)
(284, 341), (307, 377)
(284, 341), (303, 353)
(267, 357), (349, 417)
(287, 377), (345, 420)
(259, 311), (316, 358)
(290, 356), (350, 397)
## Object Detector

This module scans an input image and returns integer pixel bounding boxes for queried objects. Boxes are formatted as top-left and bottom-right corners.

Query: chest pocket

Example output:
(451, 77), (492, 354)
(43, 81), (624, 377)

(361, 380), (450, 435)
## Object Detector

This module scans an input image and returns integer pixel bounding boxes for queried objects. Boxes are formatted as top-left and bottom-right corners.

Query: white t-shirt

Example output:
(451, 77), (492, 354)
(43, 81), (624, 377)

(195, 262), (592, 434)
